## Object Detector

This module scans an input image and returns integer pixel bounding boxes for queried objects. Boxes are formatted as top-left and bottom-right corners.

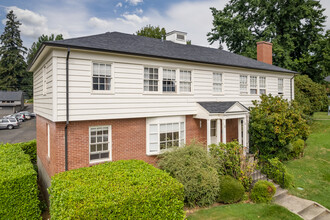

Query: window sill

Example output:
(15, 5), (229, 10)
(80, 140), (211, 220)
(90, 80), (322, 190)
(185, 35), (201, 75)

(89, 158), (111, 164)
(212, 93), (224, 96)
(91, 91), (114, 95)
(142, 92), (194, 96)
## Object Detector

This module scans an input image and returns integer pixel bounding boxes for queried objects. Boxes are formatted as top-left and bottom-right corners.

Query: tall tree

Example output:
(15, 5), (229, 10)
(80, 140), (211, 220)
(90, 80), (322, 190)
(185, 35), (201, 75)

(136, 25), (167, 39)
(0, 10), (27, 91)
(207, 0), (327, 82)
(27, 34), (64, 66)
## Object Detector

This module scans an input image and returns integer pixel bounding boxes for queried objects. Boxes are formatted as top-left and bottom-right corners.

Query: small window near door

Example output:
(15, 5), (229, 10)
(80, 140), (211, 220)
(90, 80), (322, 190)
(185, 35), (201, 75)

(211, 120), (216, 136)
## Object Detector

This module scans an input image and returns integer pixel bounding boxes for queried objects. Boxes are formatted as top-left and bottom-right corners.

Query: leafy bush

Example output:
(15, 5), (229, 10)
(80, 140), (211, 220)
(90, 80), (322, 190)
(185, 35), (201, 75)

(158, 143), (219, 207)
(0, 144), (41, 219)
(218, 175), (245, 204)
(289, 139), (305, 159)
(209, 141), (257, 190)
(262, 158), (293, 188)
(250, 94), (310, 160)
(295, 75), (328, 115)
(13, 139), (37, 164)
(49, 160), (184, 219)
(250, 180), (276, 203)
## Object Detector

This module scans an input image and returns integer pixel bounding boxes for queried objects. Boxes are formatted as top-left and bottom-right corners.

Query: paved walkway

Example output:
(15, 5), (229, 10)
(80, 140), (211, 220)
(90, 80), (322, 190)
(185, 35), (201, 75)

(254, 172), (330, 220)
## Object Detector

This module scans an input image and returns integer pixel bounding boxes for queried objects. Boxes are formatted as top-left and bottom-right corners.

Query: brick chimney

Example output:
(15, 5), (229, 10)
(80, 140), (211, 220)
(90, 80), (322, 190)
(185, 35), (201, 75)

(257, 41), (272, 65)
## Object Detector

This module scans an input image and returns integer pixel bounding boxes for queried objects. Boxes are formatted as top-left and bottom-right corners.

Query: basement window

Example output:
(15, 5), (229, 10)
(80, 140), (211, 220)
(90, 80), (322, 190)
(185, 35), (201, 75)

(89, 126), (111, 163)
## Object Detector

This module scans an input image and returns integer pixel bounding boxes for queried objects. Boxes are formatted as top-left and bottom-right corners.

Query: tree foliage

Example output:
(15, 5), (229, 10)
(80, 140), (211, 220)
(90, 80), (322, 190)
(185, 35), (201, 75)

(249, 94), (310, 160)
(136, 25), (167, 39)
(0, 10), (27, 92)
(27, 34), (64, 66)
(294, 74), (328, 115)
(208, 0), (327, 82)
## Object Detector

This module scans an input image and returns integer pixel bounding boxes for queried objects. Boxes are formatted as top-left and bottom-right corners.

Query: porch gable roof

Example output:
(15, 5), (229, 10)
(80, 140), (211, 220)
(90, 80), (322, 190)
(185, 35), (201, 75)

(197, 101), (249, 114)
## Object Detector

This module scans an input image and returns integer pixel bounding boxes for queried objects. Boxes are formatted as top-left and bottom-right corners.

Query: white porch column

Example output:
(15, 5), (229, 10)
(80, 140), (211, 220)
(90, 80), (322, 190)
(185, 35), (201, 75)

(238, 119), (242, 145)
(216, 119), (221, 144)
(243, 116), (247, 147)
(207, 119), (211, 146)
(222, 118), (226, 144)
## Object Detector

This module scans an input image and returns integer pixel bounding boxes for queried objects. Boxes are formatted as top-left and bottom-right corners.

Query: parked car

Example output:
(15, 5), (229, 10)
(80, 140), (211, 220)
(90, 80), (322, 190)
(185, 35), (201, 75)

(0, 118), (20, 129)
(12, 113), (25, 122)
(18, 111), (32, 120)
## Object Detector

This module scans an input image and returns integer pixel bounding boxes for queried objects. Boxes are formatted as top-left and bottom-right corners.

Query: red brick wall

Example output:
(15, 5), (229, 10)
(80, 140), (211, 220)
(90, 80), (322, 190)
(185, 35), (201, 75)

(186, 116), (207, 145)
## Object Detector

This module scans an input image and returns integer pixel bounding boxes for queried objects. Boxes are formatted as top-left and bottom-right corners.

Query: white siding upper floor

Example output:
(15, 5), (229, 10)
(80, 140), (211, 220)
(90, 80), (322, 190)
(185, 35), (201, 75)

(33, 48), (295, 122)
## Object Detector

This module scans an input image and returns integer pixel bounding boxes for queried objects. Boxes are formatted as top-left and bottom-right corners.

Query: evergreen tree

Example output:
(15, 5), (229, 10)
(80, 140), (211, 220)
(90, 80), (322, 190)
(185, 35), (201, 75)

(207, 0), (327, 82)
(0, 10), (27, 91)
(27, 34), (64, 66)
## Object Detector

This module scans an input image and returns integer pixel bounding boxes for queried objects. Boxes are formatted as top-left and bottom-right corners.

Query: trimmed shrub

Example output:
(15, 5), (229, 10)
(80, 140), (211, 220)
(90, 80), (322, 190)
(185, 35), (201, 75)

(289, 139), (305, 159)
(0, 144), (41, 219)
(218, 175), (245, 204)
(251, 180), (276, 203)
(158, 143), (219, 207)
(13, 139), (37, 164)
(250, 94), (310, 160)
(262, 158), (293, 188)
(49, 160), (185, 219)
(209, 141), (257, 191)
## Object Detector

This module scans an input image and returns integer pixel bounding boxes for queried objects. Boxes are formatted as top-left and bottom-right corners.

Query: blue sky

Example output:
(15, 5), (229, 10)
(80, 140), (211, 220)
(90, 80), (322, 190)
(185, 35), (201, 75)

(0, 0), (329, 50)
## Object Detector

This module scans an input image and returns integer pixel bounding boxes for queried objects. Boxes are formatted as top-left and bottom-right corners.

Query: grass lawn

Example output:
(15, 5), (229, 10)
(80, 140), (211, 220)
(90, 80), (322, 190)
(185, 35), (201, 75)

(312, 112), (330, 119)
(285, 114), (330, 209)
(187, 204), (301, 220)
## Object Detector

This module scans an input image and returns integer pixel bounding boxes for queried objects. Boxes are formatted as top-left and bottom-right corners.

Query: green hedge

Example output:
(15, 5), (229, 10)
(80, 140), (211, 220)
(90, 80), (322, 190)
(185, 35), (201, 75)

(262, 158), (293, 188)
(13, 139), (37, 164)
(218, 175), (245, 204)
(0, 144), (41, 219)
(49, 160), (185, 219)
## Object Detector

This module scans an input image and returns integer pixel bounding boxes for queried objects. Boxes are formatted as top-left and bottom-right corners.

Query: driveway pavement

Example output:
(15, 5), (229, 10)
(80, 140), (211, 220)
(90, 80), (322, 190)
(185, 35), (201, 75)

(0, 104), (36, 144)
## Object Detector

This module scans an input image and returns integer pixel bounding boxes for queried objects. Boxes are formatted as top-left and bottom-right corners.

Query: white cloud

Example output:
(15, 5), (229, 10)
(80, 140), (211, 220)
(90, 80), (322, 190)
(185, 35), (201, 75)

(116, 2), (123, 7)
(88, 17), (113, 30)
(121, 13), (148, 24)
(126, 0), (143, 6)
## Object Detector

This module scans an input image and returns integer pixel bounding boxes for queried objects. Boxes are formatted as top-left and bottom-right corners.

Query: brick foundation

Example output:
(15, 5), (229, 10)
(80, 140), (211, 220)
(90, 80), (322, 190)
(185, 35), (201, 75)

(37, 115), (240, 179)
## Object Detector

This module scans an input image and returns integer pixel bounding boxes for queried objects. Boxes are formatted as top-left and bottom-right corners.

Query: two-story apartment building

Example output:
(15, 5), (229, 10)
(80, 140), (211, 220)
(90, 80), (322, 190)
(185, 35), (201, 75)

(29, 31), (295, 189)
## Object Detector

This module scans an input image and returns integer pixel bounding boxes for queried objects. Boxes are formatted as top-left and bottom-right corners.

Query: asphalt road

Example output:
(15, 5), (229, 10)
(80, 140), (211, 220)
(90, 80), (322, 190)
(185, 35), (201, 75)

(0, 104), (36, 144)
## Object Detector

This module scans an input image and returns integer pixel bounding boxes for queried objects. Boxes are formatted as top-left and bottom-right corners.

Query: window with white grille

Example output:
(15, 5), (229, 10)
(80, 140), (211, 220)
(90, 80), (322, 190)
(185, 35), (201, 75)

(213, 73), (223, 93)
(93, 63), (111, 91)
(144, 67), (159, 92)
(240, 75), (248, 94)
(163, 69), (176, 92)
(250, 76), (258, 94)
(278, 78), (284, 94)
(89, 126), (111, 162)
(259, 77), (266, 94)
(180, 70), (192, 92)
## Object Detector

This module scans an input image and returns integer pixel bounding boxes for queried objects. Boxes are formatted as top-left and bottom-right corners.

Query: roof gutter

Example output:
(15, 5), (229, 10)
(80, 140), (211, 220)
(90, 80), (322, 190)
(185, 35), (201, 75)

(65, 47), (70, 171)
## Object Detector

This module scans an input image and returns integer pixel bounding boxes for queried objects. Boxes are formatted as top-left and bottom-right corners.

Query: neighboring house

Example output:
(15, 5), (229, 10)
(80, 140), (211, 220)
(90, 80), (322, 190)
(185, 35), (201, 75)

(29, 31), (296, 189)
(0, 91), (24, 117)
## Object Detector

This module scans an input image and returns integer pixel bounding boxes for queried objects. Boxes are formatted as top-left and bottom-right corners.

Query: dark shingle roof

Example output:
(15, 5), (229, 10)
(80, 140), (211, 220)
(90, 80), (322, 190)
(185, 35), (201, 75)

(198, 101), (248, 113)
(42, 32), (295, 74)
(0, 91), (23, 101)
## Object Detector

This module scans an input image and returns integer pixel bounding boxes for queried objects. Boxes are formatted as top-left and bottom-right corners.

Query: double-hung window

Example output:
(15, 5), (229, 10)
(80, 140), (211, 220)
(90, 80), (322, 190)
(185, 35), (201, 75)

(250, 76), (258, 94)
(240, 75), (248, 94)
(180, 70), (192, 92)
(144, 67), (159, 92)
(147, 117), (185, 154)
(163, 69), (176, 92)
(278, 78), (284, 94)
(93, 63), (111, 91)
(89, 126), (111, 162)
(213, 73), (223, 93)
(259, 77), (266, 94)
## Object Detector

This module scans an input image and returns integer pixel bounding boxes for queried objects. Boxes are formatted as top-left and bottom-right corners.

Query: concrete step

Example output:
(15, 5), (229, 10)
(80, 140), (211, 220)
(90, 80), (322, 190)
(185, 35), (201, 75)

(313, 210), (330, 220)
(274, 194), (314, 214)
(274, 187), (288, 200)
(298, 203), (325, 220)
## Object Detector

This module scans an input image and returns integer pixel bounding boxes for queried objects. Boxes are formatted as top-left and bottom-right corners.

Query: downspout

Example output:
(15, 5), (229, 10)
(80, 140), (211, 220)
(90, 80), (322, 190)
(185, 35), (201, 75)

(290, 73), (296, 101)
(65, 48), (70, 171)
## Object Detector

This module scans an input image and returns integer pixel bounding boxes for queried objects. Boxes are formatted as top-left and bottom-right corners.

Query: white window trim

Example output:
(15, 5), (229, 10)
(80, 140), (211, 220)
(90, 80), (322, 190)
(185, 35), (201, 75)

(278, 78), (284, 95)
(250, 76), (258, 95)
(179, 69), (193, 94)
(212, 72), (224, 95)
(259, 76), (267, 94)
(143, 66), (161, 94)
(47, 124), (50, 158)
(162, 68), (177, 93)
(89, 125), (112, 164)
(146, 116), (186, 156)
(240, 75), (267, 96)
(90, 61), (114, 95)
(240, 75), (248, 95)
